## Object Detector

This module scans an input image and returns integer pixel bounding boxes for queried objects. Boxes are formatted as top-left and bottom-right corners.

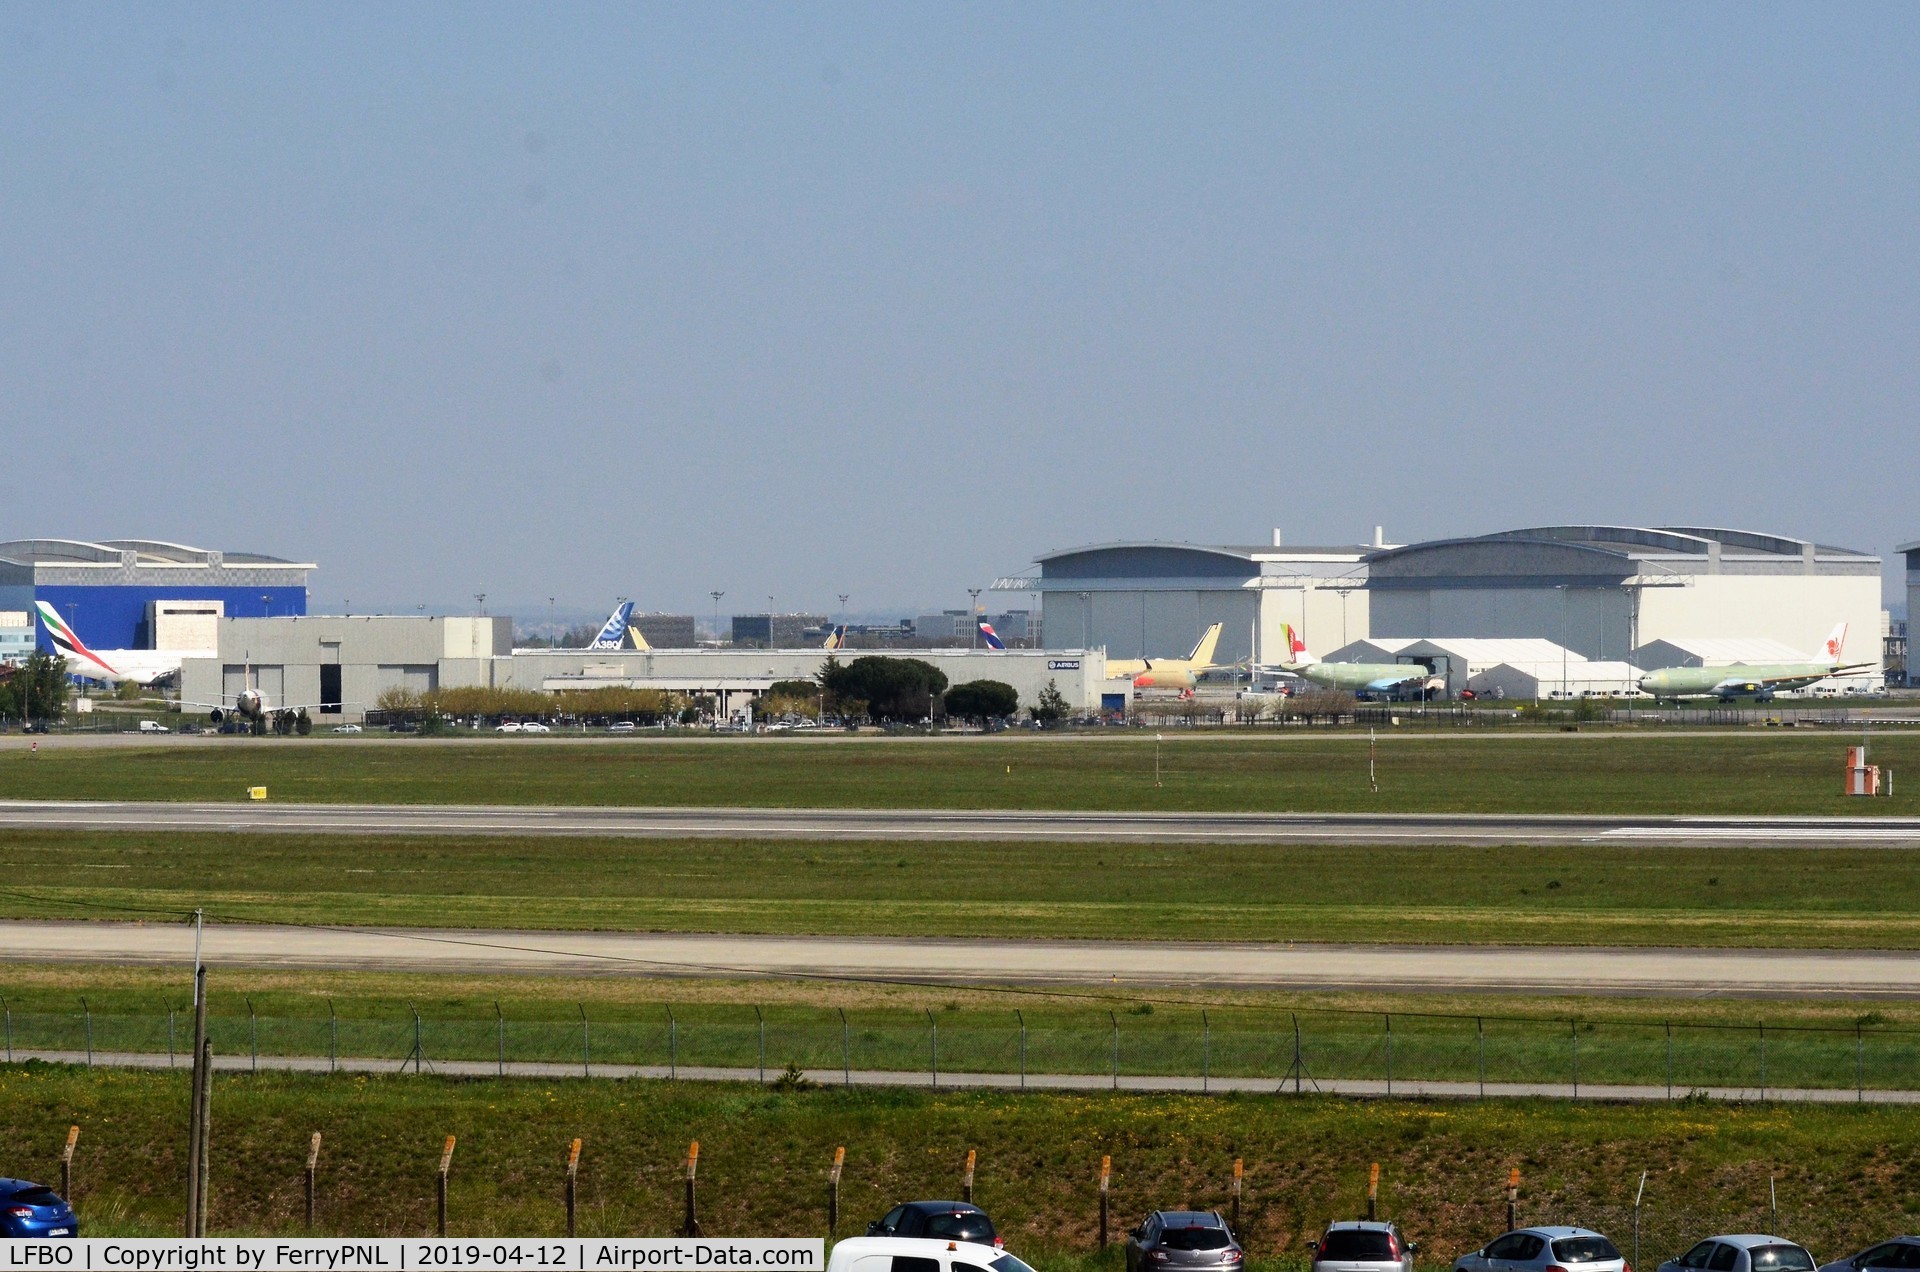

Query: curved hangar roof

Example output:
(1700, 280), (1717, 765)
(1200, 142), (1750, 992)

(1367, 525), (1877, 585)
(0, 539), (311, 568)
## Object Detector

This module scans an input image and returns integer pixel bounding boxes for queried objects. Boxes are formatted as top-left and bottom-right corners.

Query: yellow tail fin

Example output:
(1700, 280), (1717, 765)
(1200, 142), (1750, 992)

(1187, 622), (1223, 668)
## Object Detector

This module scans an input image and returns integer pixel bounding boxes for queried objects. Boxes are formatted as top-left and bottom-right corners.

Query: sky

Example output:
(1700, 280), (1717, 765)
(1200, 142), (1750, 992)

(4, 4), (1916, 619)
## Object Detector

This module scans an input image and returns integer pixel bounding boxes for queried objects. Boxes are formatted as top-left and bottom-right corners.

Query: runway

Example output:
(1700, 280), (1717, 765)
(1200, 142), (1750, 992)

(4, 799), (1920, 845)
(4, 921), (1918, 997)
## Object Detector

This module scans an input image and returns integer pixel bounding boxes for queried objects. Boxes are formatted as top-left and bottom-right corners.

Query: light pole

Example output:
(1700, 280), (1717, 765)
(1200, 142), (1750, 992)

(474, 593), (487, 616)
(1079, 592), (1092, 650)
(709, 592), (724, 644)
(838, 594), (849, 627)
(1556, 584), (1570, 703)
(968, 588), (982, 649)
(548, 597), (556, 648)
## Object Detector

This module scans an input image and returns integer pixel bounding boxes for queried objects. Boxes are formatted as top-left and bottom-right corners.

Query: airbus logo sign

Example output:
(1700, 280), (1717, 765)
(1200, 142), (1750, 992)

(1047, 659), (1081, 671)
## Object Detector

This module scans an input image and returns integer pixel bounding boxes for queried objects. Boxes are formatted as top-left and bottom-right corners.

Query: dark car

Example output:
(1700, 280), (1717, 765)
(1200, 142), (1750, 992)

(868, 1202), (1002, 1248)
(0, 1178), (78, 1238)
(1126, 1211), (1244, 1272)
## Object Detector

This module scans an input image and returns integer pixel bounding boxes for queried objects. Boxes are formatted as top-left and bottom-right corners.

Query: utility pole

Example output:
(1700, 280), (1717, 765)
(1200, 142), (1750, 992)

(709, 591), (725, 644)
(474, 593), (486, 617)
(968, 588), (982, 648)
(838, 594), (849, 627)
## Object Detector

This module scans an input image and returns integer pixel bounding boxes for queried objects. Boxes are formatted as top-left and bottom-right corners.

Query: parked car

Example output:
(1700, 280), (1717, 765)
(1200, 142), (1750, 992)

(1818, 1238), (1920, 1272)
(828, 1238), (1034, 1272)
(867, 1202), (1002, 1248)
(1311, 1221), (1415, 1272)
(608, 721), (637, 733)
(520, 722), (552, 733)
(495, 722), (524, 733)
(331, 724), (363, 734)
(0, 1178), (78, 1238)
(1456, 1229), (1626, 1272)
(1125, 1210), (1244, 1272)
(386, 721), (420, 734)
(1662, 1236), (1816, 1272)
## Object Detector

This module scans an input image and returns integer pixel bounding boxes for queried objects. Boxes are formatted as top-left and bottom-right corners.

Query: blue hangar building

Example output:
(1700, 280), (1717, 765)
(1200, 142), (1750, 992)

(0, 539), (313, 654)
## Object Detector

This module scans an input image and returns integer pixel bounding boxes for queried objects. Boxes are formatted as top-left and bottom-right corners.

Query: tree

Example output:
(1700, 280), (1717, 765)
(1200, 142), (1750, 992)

(944, 679), (1018, 724)
(1031, 679), (1070, 727)
(819, 656), (948, 723)
(0, 651), (69, 723)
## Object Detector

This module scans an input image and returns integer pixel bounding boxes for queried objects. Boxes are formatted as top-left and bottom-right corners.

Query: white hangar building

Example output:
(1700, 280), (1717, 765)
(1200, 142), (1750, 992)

(1364, 526), (1883, 675)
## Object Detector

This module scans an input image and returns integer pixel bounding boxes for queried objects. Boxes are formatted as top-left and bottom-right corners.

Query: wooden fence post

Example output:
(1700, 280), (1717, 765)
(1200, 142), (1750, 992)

(194, 1037), (213, 1237)
(305, 1133), (321, 1231)
(962, 1149), (976, 1204)
(828, 1147), (845, 1238)
(1367, 1162), (1379, 1221)
(681, 1141), (701, 1237)
(1098, 1155), (1111, 1250)
(59, 1126), (78, 1201)
(1506, 1167), (1519, 1230)
(437, 1136), (456, 1237)
(566, 1138), (582, 1237)
(1230, 1159), (1242, 1234)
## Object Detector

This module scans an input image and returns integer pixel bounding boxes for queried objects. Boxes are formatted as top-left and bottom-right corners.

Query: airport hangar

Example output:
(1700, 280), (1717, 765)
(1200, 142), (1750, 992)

(178, 616), (1107, 721)
(1002, 525), (1884, 689)
(0, 538), (311, 660)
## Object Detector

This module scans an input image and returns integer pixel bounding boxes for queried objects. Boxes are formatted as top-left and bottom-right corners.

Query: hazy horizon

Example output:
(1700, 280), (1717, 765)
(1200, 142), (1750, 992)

(5, 5), (1915, 617)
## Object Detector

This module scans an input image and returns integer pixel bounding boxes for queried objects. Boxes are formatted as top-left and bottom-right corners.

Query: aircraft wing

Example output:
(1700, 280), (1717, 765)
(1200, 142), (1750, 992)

(1715, 662), (1878, 694)
(1364, 671), (1430, 691)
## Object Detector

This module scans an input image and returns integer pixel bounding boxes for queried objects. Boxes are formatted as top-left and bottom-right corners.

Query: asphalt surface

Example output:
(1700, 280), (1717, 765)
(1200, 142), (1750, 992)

(13, 1047), (1910, 1104)
(5, 922), (1919, 997)
(5, 799), (1920, 845)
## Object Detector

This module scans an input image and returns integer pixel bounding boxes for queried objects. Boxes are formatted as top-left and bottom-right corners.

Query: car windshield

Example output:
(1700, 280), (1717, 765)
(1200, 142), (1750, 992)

(7, 1187), (59, 1206)
(1163, 1228), (1231, 1251)
(1551, 1238), (1620, 1264)
(991, 1257), (1037, 1272)
(1750, 1248), (1813, 1272)
(927, 1214), (996, 1241)
(1321, 1232), (1397, 1260)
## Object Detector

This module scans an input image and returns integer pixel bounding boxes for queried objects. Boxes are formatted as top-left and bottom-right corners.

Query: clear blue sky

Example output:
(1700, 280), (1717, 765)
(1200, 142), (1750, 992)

(4, 4), (1915, 618)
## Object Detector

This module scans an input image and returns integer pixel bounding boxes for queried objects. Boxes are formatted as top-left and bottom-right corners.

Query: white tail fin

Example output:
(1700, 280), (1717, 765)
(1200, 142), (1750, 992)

(1823, 622), (1847, 662)
(1280, 622), (1311, 665)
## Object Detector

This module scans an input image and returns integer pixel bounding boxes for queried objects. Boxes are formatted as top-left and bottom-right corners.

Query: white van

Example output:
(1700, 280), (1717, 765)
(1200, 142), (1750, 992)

(828, 1238), (1036, 1272)
(138, 719), (169, 733)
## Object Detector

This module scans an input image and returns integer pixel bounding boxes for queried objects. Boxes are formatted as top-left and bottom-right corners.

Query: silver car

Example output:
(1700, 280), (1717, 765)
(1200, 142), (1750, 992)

(1456, 1228), (1626, 1272)
(1313, 1221), (1415, 1272)
(1662, 1236), (1816, 1272)
(1818, 1237), (1920, 1272)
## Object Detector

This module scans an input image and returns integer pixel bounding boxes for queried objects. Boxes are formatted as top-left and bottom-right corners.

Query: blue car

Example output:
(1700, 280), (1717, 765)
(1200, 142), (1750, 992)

(0, 1179), (78, 1238)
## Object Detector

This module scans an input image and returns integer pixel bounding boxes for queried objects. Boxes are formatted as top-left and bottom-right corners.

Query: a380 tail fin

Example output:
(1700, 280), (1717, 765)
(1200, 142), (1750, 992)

(977, 621), (1006, 650)
(589, 601), (637, 650)
(1187, 622), (1224, 668)
(1823, 622), (1848, 661)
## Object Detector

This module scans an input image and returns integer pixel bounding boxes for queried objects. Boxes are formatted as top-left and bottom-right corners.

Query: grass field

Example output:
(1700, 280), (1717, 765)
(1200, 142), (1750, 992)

(5, 1063), (1916, 1261)
(4, 966), (1916, 1094)
(4, 733), (1919, 814)
(4, 830), (1919, 948)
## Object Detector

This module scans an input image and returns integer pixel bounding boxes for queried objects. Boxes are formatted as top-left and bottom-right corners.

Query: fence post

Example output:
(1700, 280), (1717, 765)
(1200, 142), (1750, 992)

(963, 1148), (976, 1203)
(168, 1007), (175, 1069)
(185, 965), (208, 1236)
(59, 1125), (78, 1201)
(3, 998), (9, 1063)
(668, 1007), (677, 1080)
(1367, 1161), (1378, 1221)
(1230, 1158), (1242, 1234)
(681, 1141), (701, 1237)
(1015, 1009), (1026, 1091)
(927, 1009), (938, 1090)
(1665, 1021), (1673, 1100)
(1758, 1021), (1766, 1102)
(565, 1138), (581, 1237)
(1570, 1019), (1579, 1099)
(1384, 1014), (1392, 1096)
(1098, 1155), (1111, 1250)
(1202, 1010), (1211, 1094)
(1632, 1170), (1646, 1270)
(328, 1000), (337, 1075)
(82, 998), (92, 1068)
(1292, 1013), (1303, 1094)
(839, 1008), (849, 1088)
(755, 1006), (766, 1084)
(436, 1135), (456, 1237)
(828, 1146), (845, 1238)
(495, 1003), (505, 1078)
(305, 1132), (321, 1231)
(1477, 1016), (1485, 1098)
(248, 998), (258, 1073)
(1857, 1022), (1864, 1102)
(412, 1005), (423, 1074)
(1506, 1167), (1519, 1230)
(579, 1005), (590, 1079)
(1769, 1175), (1777, 1234)
(1110, 1011), (1120, 1090)
(194, 1037), (213, 1236)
